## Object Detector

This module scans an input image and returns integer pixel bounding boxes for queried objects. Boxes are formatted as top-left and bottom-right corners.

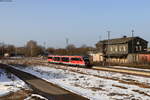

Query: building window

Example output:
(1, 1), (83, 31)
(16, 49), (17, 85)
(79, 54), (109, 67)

(139, 46), (142, 51)
(115, 47), (118, 52)
(136, 46), (138, 51)
(137, 41), (140, 45)
(119, 46), (122, 51)
(110, 47), (113, 51)
(123, 46), (126, 51)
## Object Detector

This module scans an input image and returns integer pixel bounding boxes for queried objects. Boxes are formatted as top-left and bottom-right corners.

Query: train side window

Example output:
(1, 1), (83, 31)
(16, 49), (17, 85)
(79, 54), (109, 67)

(53, 57), (60, 61)
(61, 57), (69, 62)
(71, 58), (81, 61)
(48, 57), (53, 59)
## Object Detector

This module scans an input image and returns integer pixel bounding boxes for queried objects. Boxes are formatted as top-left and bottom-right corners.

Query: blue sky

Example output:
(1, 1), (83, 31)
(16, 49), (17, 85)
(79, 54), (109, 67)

(0, 0), (150, 48)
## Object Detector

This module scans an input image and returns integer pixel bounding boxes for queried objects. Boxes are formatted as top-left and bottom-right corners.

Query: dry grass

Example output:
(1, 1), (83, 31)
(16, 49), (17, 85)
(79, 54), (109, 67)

(92, 62), (150, 70)
(0, 89), (32, 100)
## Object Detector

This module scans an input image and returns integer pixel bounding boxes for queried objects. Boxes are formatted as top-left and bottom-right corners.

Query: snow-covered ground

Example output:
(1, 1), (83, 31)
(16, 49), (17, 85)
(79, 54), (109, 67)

(0, 68), (29, 97)
(12, 65), (150, 100)
(24, 94), (48, 100)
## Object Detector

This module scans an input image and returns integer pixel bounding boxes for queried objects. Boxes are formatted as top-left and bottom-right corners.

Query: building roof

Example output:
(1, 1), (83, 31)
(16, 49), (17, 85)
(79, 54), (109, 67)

(96, 36), (148, 45)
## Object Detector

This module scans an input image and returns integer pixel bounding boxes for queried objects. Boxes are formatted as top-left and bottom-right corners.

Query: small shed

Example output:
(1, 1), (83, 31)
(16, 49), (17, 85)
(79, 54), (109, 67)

(89, 52), (104, 62)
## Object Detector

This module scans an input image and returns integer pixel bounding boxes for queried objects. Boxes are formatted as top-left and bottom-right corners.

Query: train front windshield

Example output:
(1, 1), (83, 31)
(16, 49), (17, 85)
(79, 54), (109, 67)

(83, 57), (92, 67)
(83, 57), (90, 63)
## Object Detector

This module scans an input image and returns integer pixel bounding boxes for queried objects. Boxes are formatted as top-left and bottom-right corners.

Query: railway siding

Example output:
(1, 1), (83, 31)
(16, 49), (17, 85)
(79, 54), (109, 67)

(3, 58), (150, 77)
(93, 66), (150, 77)
(33, 59), (150, 77)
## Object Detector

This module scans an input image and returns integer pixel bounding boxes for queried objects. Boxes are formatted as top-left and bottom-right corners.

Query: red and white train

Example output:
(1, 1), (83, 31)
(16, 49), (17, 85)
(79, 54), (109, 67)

(47, 55), (91, 67)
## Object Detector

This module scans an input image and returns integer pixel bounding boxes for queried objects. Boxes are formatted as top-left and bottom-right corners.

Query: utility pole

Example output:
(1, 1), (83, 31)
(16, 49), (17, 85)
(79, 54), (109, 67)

(15, 47), (17, 56)
(0, 42), (2, 57)
(31, 45), (33, 57)
(66, 38), (69, 55)
(2, 42), (4, 57)
(99, 35), (101, 41)
(131, 30), (134, 63)
(107, 31), (110, 67)
(132, 30), (134, 54)
(66, 38), (69, 47)
(43, 42), (46, 54)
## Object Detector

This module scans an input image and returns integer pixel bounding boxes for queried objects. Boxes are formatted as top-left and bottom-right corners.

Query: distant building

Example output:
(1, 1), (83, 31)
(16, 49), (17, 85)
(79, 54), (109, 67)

(89, 52), (104, 62)
(4, 53), (10, 57)
(95, 36), (148, 63)
(147, 48), (150, 52)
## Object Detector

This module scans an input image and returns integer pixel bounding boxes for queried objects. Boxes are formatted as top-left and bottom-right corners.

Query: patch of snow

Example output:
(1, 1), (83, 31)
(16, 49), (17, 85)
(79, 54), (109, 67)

(24, 94), (48, 100)
(12, 65), (150, 100)
(0, 68), (29, 97)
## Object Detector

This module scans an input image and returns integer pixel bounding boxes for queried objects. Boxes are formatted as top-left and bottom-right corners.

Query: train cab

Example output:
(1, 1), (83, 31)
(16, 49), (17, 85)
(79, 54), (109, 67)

(70, 56), (85, 66)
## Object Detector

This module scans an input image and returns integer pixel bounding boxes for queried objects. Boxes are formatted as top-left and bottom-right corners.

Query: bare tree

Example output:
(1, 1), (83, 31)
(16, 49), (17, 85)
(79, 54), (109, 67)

(46, 47), (55, 54)
(25, 40), (43, 57)
(66, 44), (76, 50)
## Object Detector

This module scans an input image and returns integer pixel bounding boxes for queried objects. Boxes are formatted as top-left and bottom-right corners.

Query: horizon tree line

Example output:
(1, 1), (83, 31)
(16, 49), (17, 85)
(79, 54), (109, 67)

(0, 40), (95, 57)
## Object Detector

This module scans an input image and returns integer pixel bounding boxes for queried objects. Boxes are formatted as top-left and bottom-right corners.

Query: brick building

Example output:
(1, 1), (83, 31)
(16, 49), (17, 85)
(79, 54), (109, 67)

(95, 36), (148, 63)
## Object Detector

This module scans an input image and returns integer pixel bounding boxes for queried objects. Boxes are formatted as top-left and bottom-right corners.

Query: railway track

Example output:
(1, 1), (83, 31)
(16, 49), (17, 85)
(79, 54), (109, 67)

(2, 59), (150, 99)
(35, 59), (150, 77)
(3, 58), (150, 78)
(93, 66), (150, 78)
